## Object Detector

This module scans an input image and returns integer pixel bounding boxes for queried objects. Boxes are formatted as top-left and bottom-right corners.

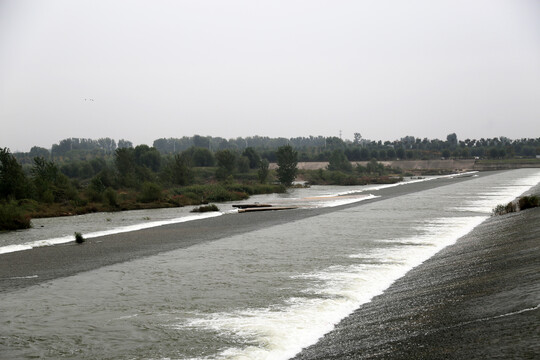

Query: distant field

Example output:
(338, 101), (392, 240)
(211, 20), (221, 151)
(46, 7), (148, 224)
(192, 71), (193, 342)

(270, 159), (540, 171)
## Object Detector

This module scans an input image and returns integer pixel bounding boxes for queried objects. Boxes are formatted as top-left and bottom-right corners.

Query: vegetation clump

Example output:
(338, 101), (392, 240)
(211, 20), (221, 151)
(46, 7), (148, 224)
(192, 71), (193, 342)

(302, 159), (403, 186)
(74, 232), (85, 244)
(276, 145), (298, 186)
(191, 204), (220, 213)
(0, 201), (31, 230)
(492, 195), (539, 216)
(518, 195), (539, 211)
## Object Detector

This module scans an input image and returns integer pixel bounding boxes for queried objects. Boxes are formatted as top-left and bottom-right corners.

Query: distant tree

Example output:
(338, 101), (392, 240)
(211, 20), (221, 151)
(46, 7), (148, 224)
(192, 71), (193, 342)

(396, 147), (405, 159)
(325, 137), (345, 150)
(90, 158), (107, 174)
(0, 148), (29, 200)
(153, 138), (171, 153)
(327, 149), (352, 172)
(365, 159), (386, 176)
(386, 148), (396, 159)
(31, 157), (74, 202)
(242, 147), (261, 169)
(276, 145), (298, 186)
(521, 146), (535, 157)
(258, 159), (270, 184)
(447, 133), (458, 147)
(117, 139), (133, 149)
(406, 150), (414, 159)
(134, 145), (161, 172)
(97, 138), (117, 153)
(360, 148), (370, 161)
(237, 156), (250, 173)
(488, 148), (499, 159)
(353, 132), (362, 145)
(60, 162), (80, 178)
(29, 146), (50, 159)
(184, 147), (215, 167)
(215, 149), (237, 180)
(114, 148), (136, 186)
(217, 139), (230, 150)
(193, 134), (210, 149)
(86, 175), (106, 202)
(441, 149), (451, 158)
(79, 162), (94, 179)
(170, 153), (193, 186)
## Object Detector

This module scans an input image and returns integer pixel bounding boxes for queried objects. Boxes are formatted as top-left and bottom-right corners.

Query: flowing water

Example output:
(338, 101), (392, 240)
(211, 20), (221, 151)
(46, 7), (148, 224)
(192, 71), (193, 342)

(1, 169), (540, 360)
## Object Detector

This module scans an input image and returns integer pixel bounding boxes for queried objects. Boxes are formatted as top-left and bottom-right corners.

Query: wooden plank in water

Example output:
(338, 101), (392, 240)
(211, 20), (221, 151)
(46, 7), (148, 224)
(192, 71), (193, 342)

(232, 204), (273, 209)
(237, 206), (298, 213)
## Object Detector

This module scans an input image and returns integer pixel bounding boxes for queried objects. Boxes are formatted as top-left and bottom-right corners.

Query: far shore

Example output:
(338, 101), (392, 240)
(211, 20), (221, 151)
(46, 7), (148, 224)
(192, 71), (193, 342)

(270, 158), (540, 171)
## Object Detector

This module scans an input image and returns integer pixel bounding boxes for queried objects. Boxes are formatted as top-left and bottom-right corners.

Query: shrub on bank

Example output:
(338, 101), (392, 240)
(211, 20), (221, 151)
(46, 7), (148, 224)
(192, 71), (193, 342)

(191, 204), (220, 213)
(139, 182), (163, 203)
(492, 195), (539, 216)
(518, 195), (539, 211)
(0, 201), (31, 231)
(174, 184), (248, 203)
(74, 232), (85, 244)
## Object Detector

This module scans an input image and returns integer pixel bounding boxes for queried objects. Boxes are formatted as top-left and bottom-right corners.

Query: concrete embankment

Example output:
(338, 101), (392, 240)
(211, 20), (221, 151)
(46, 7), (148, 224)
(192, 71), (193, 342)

(293, 206), (540, 359)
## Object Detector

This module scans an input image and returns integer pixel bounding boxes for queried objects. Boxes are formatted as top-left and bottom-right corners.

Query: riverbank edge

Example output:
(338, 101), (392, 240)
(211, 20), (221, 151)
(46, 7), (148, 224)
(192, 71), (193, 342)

(0, 173), (488, 293)
(292, 186), (540, 359)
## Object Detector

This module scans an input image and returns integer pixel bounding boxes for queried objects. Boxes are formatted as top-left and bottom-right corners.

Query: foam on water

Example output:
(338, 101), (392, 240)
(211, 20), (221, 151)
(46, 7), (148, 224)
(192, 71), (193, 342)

(452, 170), (540, 213)
(180, 216), (485, 360)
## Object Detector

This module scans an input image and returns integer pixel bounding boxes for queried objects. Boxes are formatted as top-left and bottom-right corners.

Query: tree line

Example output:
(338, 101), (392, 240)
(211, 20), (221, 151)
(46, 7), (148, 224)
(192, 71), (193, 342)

(0, 143), (299, 230)
(14, 134), (540, 166)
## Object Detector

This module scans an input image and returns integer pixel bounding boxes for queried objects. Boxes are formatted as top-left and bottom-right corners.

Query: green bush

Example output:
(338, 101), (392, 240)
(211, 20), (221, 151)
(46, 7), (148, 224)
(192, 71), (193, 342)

(74, 232), (85, 244)
(139, 182), (162, 203)
(518, 195), (539, 210)
(103, 187), (119, 207)
(0, 201), (31, 230)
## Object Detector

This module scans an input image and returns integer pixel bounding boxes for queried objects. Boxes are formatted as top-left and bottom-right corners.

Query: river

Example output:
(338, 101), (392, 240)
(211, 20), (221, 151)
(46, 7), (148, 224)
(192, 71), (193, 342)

(1, 169), (539, 359)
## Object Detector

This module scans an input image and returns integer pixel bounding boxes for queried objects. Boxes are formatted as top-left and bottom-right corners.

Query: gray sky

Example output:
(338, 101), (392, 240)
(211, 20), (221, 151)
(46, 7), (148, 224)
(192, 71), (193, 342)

(1, 0), (540, 152)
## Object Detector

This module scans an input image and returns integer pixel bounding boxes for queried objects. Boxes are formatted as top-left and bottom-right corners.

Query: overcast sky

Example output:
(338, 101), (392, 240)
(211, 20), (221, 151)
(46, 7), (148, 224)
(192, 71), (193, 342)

(1, 0), (539, 152)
